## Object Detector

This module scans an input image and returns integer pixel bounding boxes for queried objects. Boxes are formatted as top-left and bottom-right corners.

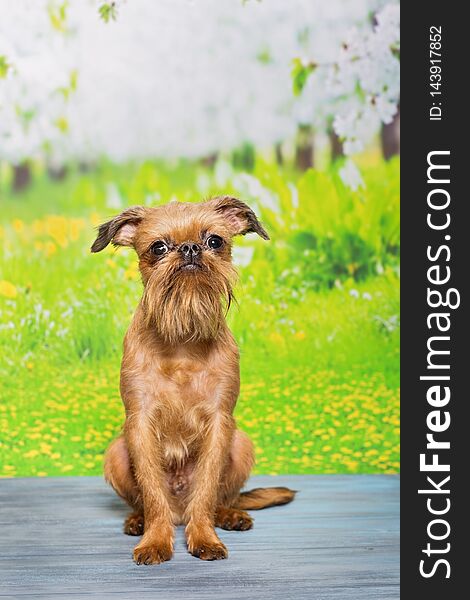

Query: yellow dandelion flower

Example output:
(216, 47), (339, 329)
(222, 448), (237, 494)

(44, 241), (57, 256)
(268, 332), (284, 345)
(24, 450), (39, 458)
(12, 219), (24, 232)
(0, 280), (17, 299)
(45, 215), (69, 247)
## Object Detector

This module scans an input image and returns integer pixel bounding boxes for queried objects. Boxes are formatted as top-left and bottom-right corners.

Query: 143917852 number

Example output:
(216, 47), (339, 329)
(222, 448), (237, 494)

(429, 26), (442, 96)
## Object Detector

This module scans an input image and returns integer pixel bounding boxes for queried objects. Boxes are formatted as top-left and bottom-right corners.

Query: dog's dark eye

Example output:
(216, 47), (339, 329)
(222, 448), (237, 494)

(151, 241), (168, 256)
(206, 235), (223, 250)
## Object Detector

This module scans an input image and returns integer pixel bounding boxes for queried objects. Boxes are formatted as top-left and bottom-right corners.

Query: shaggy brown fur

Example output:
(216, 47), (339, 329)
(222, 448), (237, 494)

(92, 196), (296, 565)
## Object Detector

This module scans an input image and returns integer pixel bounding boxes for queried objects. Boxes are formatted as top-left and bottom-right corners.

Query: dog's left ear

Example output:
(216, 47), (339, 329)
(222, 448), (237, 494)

(211, 196), (270, 240)
(91, 206), (147, 252)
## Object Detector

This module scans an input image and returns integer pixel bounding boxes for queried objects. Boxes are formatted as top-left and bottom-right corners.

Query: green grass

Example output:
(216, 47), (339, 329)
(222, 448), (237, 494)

(0, 156), (399, 476)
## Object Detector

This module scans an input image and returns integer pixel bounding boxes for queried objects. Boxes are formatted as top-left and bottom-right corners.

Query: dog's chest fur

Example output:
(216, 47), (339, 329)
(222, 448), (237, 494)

(121, 325), (238, 482)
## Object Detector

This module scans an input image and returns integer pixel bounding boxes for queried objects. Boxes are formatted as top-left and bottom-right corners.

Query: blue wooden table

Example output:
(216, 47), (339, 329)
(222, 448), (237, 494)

(0, 475), (399, 599)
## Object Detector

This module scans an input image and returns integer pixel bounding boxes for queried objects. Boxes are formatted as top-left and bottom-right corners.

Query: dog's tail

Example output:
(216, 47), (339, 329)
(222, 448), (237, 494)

(234, 487), (297, 510)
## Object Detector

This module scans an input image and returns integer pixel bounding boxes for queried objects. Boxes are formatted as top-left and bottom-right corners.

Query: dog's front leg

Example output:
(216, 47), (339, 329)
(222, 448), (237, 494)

(184, 415), (233, 560)
(125, 416), (174, 565)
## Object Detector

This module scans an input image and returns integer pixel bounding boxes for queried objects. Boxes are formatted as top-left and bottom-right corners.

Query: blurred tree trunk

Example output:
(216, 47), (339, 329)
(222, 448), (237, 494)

(200, 152), (219, 169)
(329, 129), (344, 162)
(275, 142), (284, 166)
(295, 124), (314, 171)
(13, 162), (32, 193)
(78, 161), (96, 173)
(47, 165), (68, 181)
(372, 8), (400, 161)
(381, 107), (400, 160)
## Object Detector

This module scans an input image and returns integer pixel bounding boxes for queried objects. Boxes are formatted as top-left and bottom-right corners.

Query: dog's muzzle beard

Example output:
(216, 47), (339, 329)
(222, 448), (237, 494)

(141, 268), (234, 344)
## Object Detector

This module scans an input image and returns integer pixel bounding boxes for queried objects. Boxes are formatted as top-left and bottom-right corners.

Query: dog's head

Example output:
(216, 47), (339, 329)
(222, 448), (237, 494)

(91, 196), (269, 343)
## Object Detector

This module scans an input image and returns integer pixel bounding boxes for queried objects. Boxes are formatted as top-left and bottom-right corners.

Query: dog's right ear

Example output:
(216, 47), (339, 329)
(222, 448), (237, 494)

(91, 206), (147, 253)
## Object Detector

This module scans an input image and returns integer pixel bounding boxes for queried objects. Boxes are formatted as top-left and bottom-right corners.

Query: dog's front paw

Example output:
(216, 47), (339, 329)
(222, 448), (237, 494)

(215, 507), (253, 531)
(189, 540), (228, 561)
(133, 541), (173, 565)
(186, 524), (228, 560)
(124, 513), (144, 536)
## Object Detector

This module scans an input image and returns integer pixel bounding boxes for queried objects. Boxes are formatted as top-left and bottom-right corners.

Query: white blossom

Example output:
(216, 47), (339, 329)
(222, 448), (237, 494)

(339, 159), (364, 191)
(0, 0), (78, 163)
(1, 0), (388, 164)
(328, 2), (400, 156)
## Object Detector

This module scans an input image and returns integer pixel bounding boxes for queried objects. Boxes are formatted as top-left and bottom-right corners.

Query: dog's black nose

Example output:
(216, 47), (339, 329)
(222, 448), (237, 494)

(179, 242), (201, 259)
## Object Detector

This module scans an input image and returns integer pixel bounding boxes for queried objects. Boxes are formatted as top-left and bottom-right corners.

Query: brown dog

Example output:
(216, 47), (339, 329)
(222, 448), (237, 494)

(91, 196), (295, 564)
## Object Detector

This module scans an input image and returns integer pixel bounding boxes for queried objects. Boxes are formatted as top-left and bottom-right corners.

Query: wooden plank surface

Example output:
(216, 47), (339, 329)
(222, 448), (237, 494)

(0, 475), (399, 599)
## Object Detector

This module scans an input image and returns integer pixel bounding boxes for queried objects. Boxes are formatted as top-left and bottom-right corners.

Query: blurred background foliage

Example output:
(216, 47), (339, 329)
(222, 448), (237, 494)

(0, 0), (399, 477)
(0, 152), (399, 477)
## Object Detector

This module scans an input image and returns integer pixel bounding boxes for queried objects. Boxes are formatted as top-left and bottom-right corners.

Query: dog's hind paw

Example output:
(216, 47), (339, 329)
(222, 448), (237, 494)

(215, 507), (253, 531)
(124, 513), (144, 536)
